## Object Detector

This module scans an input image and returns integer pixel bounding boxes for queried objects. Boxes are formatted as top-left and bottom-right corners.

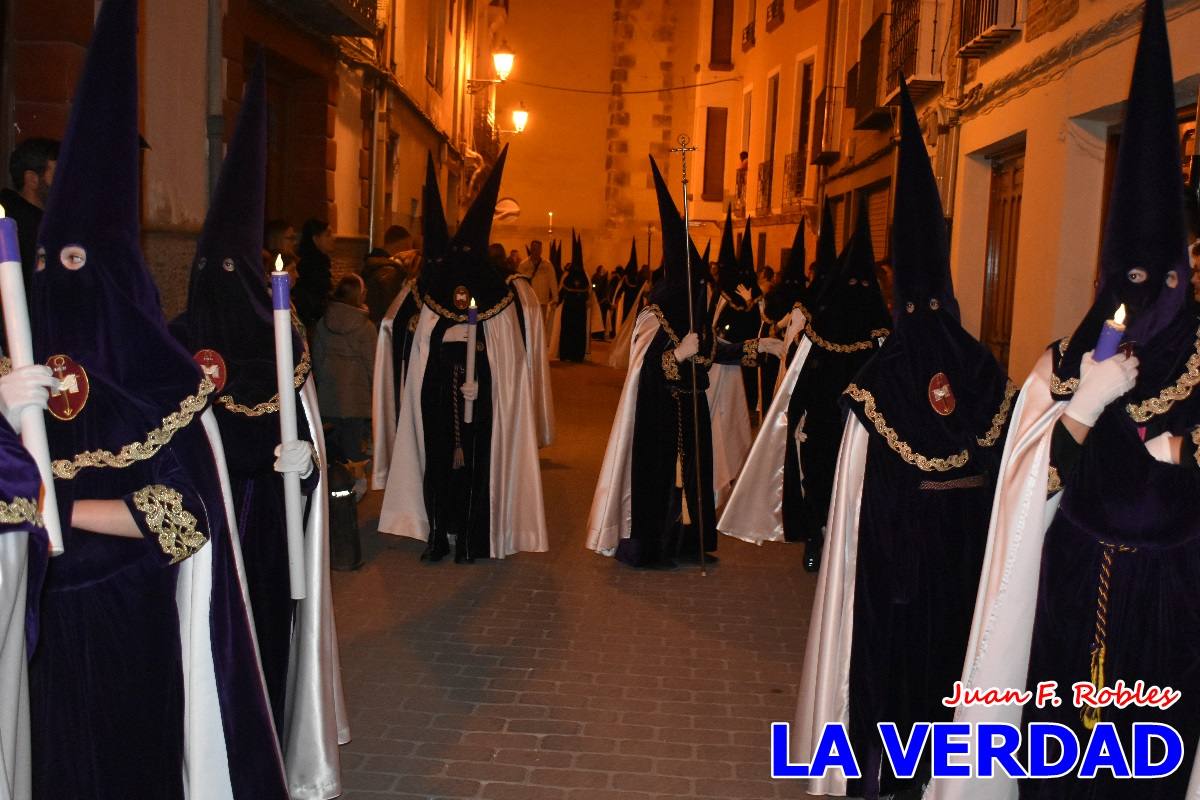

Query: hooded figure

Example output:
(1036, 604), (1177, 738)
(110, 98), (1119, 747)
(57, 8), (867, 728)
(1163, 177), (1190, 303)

(26, 1), (289, 796)
(808, 197), (841, 315)
(0, 415), (47, 800)
(606, 240), (648, 370)
(380, 148), (548, 562)
(763, 218), (810, 371)
(587, 157), (777, 569)
(790, 77), (1015, 799)
(932, 4), (1200, 799)
(548, 231), (604, 362)
(372, 155), (441, 486)
(720, 199), (891, 570)
(706, 210), (757, 503)
(176, 56), (348, 797)
(503, 185), (556, 448)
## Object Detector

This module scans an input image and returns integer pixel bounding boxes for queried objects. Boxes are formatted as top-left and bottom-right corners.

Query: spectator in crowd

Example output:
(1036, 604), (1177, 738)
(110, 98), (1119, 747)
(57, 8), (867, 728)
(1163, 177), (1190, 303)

(263, 218), (299, 284)
(293, 218), (335, 332)
(489, 242), (514, 276)
(518, 239), (558, 320)
(758, 265), (775, 294)
(362, 225), (420, 325)
(592, 264), (610, 333)
(0, 137), (58, 283)
(313, 273), (376, 462)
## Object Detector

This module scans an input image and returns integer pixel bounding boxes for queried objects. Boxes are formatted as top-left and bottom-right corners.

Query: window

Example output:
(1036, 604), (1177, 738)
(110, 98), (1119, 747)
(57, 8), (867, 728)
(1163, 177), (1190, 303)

(710, 0), (734, 68)
(764, 73), (779, 164)
(747, 0), (757, 24)
(702, 107), (729, 202)
(742, 91), (753, 153)
(426, 0), (447, 90)
(795, 61), (814, 155)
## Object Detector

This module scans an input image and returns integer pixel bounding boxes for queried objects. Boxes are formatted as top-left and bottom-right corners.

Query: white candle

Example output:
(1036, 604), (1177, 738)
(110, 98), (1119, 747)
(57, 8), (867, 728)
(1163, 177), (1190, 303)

(464, 297), (478, 424)
(0, 205), (64, 554)
(270, 255), (306, 600)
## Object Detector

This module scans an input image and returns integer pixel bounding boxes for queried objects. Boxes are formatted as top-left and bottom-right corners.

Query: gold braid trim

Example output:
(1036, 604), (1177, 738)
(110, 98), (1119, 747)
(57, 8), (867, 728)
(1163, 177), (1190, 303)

(844, 384), (970, 472)
(1193, 427), (1200, 469)
(216, 351), (312, 418)
(662, 351), (681, 381)
(646, 305), (714, 367)
(1124, 326), (1200, 423)
(805, 326), (889, 354)
(741, 338), (759, 367)
(1050, 338), (1079, 397)
(1047, 465), (1063, 496)
(424, 289), (514, 323)
(1081, 541), (1136, 730)
(720, 291), (753, 312)
(0, 497), (42, 528)
(132, 485), (208, 565)
(0, 357), (10, 376)
(977, 381), (1018, 448)
(52, 377), (214, 480)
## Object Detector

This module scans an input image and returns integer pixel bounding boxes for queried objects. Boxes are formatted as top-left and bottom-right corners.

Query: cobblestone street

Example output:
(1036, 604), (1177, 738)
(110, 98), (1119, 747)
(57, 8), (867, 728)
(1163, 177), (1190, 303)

(333, 345), (820, 799)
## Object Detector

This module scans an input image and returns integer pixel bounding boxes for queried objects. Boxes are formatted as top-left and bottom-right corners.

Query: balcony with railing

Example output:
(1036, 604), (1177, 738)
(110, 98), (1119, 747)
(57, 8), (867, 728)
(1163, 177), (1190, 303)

(885, 0), (945, 100)
(765, 0), (785, 31)
(258, 0), (378, 36)
(810, 85), (844, 165)
(742, 21), (757, 51)
(854, 16), (891, 131)
(958, 0), (1021, 57)
(733, 166), (749, 217)
(756, 160), (774, 215)
(782, 152), (807, 210)
(473, 106), (500, 165)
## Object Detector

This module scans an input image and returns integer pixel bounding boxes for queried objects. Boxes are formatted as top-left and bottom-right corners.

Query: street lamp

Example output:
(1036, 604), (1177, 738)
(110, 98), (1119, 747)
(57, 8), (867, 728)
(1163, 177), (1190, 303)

(467, 42), (515, 93)
(510, 105), (529, 134)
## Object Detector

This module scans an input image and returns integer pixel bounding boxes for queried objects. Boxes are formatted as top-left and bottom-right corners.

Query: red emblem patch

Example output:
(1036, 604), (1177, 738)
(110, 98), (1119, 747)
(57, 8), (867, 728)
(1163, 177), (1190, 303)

(46, 355), (89, 421)
(193, 349), (228, 393)
(453, 285), (471, 311)
(928, 372), (956, 416)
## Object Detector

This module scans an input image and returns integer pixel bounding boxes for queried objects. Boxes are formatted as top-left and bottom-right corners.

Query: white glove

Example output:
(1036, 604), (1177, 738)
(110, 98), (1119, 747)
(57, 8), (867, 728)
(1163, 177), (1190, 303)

(757, 337), (784, 358)
(1144, 432), (1179, 465)
(736, 285), (754, 304)
(0, 365), (58, 434)
(674, 332), (700, 363)
(1065, 351), (1139, 428)
(274, 441), (315, 479)
(461, 381), (480, 402)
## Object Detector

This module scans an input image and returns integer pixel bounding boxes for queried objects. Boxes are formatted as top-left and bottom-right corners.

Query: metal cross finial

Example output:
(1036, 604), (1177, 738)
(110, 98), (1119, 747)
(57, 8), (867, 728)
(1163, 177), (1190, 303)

(670, 134), (698, 186)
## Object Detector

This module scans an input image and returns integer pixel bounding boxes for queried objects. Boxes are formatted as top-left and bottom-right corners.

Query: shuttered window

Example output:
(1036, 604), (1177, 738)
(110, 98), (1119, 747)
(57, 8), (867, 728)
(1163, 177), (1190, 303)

(710, 0), (734, 68)
(703, 107), (729, 202)
(865, 182), (890, 261)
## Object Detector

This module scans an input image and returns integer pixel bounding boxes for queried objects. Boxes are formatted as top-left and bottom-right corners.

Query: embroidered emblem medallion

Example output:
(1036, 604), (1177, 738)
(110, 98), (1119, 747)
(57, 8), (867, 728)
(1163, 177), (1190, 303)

(928, 372), (956, 416)
(453, 285), (471, 310)
(46, 355), (89, 421)
(193, 349), (228, 393)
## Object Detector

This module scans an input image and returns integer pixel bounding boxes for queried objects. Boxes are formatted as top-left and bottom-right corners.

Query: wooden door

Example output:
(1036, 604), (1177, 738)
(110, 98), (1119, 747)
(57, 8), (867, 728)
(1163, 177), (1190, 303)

(981, 149), (1024, 368)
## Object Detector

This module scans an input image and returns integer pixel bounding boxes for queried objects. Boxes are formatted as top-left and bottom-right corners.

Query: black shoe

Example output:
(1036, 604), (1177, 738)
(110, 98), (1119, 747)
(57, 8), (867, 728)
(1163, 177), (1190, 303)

(803, 540), (822, 573)
(421, 534), (450, 563)
(646, 558), (680, 571)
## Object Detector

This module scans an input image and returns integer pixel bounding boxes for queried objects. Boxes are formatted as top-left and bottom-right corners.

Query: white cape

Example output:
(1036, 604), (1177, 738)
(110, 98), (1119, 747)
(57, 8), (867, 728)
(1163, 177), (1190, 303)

(546, 291), (604, 361)
(379, 304), (548, 556)
(718, 336), (813, 543)
(790, 414), (870, 797)
(282, 380), (349, 799)
(587, 309), (659, 554)
(371, 283), (413, 490)
(509, 276), (556, 448)
(0, 530), (30, 800)
(706, 359), (752, 508)
(607, 285), (647, 370)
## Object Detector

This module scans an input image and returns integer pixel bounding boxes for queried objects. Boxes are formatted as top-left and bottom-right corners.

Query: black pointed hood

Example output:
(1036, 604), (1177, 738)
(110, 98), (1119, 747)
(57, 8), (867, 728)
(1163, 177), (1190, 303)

(716, 208), (738, 294)
(568, 230), (586, 278)
(625, 240), (638, 275)
(33, 0), (204, 429)
(763, 219), (808, 322)
(183, 55), (305, 408)
(1054, 0), (1193, 397)
(808, 197), (891, 348)
(422, 153), (450, 264)
(701, 239), (712, 267)
(737, 218), (760, 298)
(646, 156), (708, 338)
(550, 238), (563, 272)
(809, 197), (840, 307)
(842, 74), (1012, 473)
(420, 148), (514, 320)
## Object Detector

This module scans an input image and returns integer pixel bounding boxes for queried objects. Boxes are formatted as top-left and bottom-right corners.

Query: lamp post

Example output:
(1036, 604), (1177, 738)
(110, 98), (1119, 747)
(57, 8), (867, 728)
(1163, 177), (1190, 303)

(467, 42), (515, 94)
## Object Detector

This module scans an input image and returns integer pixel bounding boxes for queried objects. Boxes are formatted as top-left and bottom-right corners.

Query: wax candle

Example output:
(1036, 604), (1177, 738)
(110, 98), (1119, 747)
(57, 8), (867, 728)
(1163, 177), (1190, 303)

(271, 255), (306, 600)
(1093, 304), (1127, 362)
(0, 205), (64, 554)
(464, 298), (478, 424)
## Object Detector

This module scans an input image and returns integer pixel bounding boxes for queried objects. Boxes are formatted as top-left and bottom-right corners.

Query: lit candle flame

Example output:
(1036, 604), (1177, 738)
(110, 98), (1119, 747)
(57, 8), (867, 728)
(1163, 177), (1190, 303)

(0, 204), (6, 219)
(274, 254), (284, 272)
(1114, 304), (1126, 325)
(469, 297), (477, 310)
